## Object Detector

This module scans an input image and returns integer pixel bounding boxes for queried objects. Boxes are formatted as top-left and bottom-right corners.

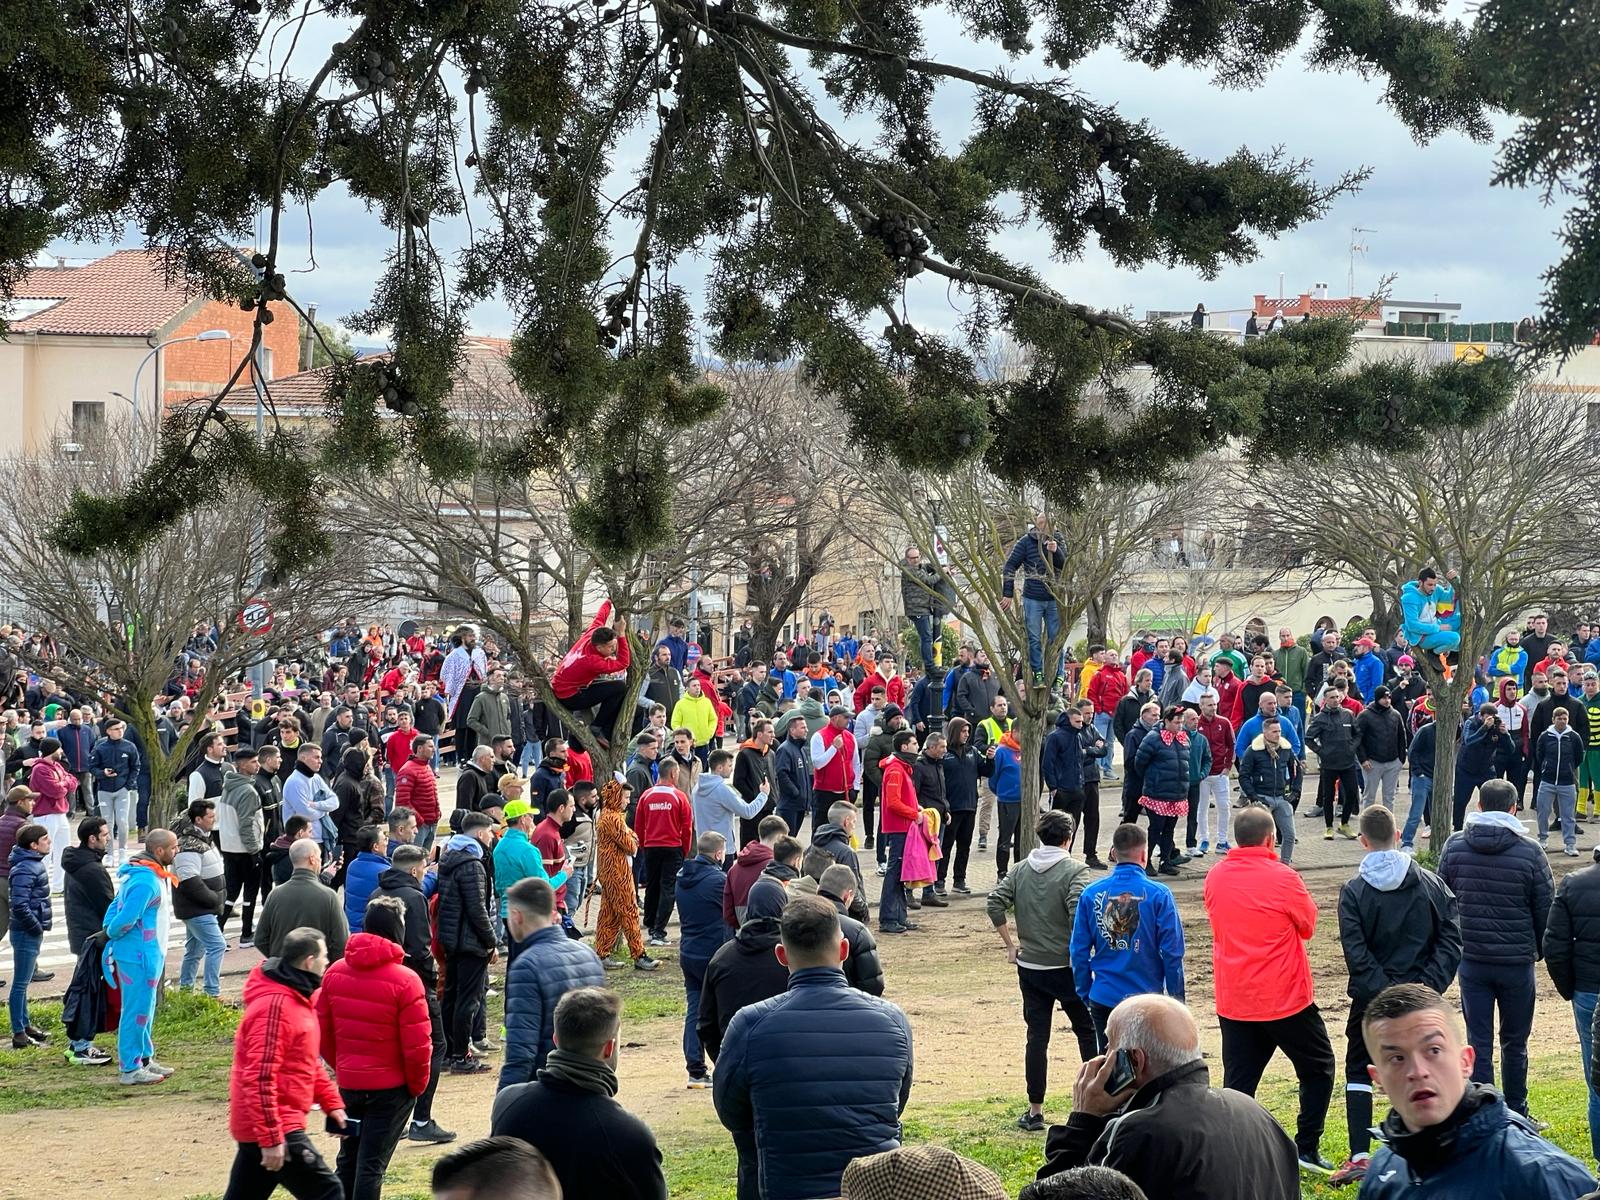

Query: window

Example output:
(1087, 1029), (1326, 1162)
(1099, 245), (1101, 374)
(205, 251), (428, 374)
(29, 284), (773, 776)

(71, 400), (105, 444)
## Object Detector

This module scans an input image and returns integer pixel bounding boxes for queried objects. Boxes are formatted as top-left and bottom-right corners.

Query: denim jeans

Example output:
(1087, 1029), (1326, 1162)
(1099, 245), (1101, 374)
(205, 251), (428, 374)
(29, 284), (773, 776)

(566, 860), (592, 915)
(1022, 596), (1061, 675)
(879, 832), (908, 929)
(1575, 991), (1600, 1162)
(1401, 775), (1433, 848)
(1536, 782), (1579, 848)
(9, 927), (40, 1033)
(1092, 712), (1116, 775)
(180, 914), (227, 997)
(682, 955), (709, 1076)
(909, 614), (936, 672)
(98, 786), (134, 860)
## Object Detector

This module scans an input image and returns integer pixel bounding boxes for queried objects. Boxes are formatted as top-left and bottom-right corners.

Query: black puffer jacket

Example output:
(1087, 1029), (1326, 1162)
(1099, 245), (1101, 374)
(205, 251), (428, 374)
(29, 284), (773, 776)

(331, 749), (369, 847)
(1338, 853), (1462, 1004)
(436, 843), (497, 957)
(820, 891), (884, 996)
(912, 753), (947, 816)
(1546, 859), (1600, 999)
(1438, 814), (1554, 965)
(374, 864), (437, 987)
(697, 917), (790, 1061)
(61, 844), (115, 955)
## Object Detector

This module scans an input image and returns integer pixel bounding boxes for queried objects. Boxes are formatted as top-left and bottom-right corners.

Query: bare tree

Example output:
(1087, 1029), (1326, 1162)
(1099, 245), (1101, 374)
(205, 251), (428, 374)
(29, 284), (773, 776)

(849, 460), (1205, 854)
(1240, 386), (1600, 850)
(0, 423), (354, 822)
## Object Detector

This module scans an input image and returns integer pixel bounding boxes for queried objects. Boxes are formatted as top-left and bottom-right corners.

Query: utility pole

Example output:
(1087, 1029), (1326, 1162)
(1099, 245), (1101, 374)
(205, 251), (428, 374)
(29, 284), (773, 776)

(1349, 226), (1375, 297)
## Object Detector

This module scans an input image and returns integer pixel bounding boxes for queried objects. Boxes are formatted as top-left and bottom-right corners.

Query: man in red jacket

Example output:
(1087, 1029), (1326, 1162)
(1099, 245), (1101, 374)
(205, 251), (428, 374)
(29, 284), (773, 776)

(1202, 806), (1335, 1172)
(810, 708), (859, 830)
(550, 601), (632, 745)
(1212, 658), (1244, 733)
(1085, 653), (1129, 780)
(225, 926), (347, 1200)
(852, 652), (907, 713)
(394, 737), (441, 854)
(315, 899), (432, 1200)
(634, 758), (694, 947)
(877, 730), (921, 936)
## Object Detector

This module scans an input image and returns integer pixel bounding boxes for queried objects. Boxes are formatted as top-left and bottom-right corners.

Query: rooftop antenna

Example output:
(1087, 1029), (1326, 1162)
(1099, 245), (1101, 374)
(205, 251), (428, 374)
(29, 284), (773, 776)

(1349, 226), (1375, 297)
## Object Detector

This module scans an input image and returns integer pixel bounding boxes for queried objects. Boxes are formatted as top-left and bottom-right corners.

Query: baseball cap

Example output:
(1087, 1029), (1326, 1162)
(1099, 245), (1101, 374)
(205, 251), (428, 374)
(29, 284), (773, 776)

(1355, 636), (1376, 648)
(503, 799), (534, 822)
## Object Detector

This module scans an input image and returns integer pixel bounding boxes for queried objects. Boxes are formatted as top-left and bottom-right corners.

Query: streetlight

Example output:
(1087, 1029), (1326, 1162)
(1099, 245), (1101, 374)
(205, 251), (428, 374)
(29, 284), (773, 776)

(130, 328), (234, 451)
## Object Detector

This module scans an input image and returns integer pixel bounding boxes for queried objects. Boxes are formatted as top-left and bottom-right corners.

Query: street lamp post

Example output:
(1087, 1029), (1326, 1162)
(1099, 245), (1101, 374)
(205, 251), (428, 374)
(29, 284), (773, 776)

(130, 328), (234, 452)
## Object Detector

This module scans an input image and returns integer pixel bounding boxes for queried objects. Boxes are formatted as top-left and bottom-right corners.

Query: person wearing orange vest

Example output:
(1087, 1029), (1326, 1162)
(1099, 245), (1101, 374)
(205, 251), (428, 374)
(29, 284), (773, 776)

(877, 731), (921, 936)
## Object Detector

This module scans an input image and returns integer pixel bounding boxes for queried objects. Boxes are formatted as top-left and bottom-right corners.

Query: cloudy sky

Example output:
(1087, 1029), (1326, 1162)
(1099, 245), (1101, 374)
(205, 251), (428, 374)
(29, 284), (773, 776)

(54, 10), (1561, 346)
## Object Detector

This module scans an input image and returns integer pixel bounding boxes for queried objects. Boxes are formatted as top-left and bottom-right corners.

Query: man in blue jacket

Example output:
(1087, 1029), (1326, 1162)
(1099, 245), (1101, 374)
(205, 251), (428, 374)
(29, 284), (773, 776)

(714, 896), (913, 1200)
(1358, 983), (1594, 1199)
(88, 719), (141, 864)
(677, 831), (731, 1090)
(499, 877), (604, 1090)
(1069, 823), (1184, 1052)
(1001, 517), (1066, 682)
(772, 715), (813, 838)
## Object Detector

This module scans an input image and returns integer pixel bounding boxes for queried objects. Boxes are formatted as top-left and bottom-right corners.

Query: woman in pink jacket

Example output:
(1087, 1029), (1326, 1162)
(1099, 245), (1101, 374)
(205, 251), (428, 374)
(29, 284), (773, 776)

(28, 738), (76, 890)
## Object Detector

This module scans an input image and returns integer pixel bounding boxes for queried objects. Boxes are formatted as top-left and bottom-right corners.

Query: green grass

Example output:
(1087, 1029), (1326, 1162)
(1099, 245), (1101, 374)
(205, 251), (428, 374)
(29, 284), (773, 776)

(0, 988), (239, 1113)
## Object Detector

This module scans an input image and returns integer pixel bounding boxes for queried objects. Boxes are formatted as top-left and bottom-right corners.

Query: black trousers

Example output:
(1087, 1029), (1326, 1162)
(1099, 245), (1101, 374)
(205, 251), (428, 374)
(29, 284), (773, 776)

(1220, 1002), (1335, 1156)
(1053, 786), (1101, 858)
(861, 777), (879, 846)
(454, 683), (481, 761)
(442, 952), (489, 1059)
(1146, 811), (1178, 862)
(641, 845), (683, 936)
(222, 1132), (341, 1200)
(996, 803), (1023, 876)
(1018, 965), (1097, 1104)
(563, 679), (629, 737)
(222, 850), (263, 939)
(938, 809), (976, 886)
(413, 986), (444, 1121)
(1318, 766), (1361, 827)
(813, 790), (846, 832)
(336, 1084), (415, 1200)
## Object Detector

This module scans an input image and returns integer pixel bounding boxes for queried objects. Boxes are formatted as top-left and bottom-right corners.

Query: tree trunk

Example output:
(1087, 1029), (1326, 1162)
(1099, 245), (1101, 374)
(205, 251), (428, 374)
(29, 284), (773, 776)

(1087, 589), (1114, 647)
(1428, 677), (1466, 855)
(1367, 585), (1401, 646)
(749, 610), (782, 665)
(1014, 698), (1049, 857)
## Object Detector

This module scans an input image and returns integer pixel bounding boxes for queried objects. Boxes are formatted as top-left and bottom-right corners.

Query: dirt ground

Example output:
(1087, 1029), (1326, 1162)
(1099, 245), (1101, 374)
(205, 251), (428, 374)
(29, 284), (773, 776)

(6, 830), (1591, 1198)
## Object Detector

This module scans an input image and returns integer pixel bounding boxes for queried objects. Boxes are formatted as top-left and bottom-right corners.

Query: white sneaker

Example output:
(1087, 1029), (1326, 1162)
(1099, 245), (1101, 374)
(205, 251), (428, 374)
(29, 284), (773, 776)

(121, 1067), (165, 1086)
(144, 1059), (175, 1077)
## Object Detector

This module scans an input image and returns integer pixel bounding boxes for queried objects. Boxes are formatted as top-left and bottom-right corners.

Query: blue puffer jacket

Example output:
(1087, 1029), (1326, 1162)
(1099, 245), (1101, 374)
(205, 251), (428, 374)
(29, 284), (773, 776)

(7, 845), (52, 936)
(499, 923), (606, 1089)
(1352, 651), (1385, 702)
(1042, 712), (1084, 794)
(342, 851), (391, 934)
(1134, 728), (1190, 802)
(1438, 812), (1554, 966)
(713, 966), (914, 1200)
(1001, 532), (1065, 602)
(677, 853), (731, 964)
(1364, 1086), (1596, 1199)
(1236, 736), (1298, 801)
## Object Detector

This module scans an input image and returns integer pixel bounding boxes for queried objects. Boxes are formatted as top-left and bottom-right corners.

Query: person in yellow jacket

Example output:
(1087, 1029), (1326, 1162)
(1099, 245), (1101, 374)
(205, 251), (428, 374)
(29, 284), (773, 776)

(671, 675), (720, 770)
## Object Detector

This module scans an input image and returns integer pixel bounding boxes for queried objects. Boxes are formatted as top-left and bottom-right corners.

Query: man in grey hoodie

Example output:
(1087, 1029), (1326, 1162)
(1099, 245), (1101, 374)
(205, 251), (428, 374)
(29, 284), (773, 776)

(692, 750), (768, 862)
(1330, 805), (1462, 1186)
(986, 810), (1096, 1133)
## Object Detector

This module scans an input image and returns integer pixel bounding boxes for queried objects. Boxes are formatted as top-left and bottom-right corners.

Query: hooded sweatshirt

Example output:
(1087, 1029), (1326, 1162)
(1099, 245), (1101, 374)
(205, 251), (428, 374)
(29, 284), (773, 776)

(985, 846), (1089, 969)
(693, 771), (767, 849)
(723, 841), (775, 929)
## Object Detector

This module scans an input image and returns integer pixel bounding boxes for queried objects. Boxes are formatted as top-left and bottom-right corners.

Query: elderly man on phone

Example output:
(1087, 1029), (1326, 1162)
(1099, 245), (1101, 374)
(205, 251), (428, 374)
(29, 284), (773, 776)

(1032, 994), (1298, 1199)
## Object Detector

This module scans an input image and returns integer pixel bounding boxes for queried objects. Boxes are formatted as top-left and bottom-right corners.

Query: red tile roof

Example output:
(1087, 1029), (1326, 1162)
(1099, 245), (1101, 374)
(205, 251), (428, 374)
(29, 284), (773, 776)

(7, 249), (204, 336)
(207, 337), (514, 416)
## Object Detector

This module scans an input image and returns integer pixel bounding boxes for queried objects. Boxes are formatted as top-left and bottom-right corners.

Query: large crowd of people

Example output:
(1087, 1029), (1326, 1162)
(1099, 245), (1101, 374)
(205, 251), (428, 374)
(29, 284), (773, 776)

(8, 561), (1600, 1199)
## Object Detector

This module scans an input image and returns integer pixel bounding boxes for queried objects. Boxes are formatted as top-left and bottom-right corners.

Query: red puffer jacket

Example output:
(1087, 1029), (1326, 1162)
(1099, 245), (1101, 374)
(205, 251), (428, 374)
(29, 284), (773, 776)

(229, 964), (343, 1147)
(1202, 843), (1318, 1022)
(395, 759), (440, 826)
(314, 932), (432, 1094)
